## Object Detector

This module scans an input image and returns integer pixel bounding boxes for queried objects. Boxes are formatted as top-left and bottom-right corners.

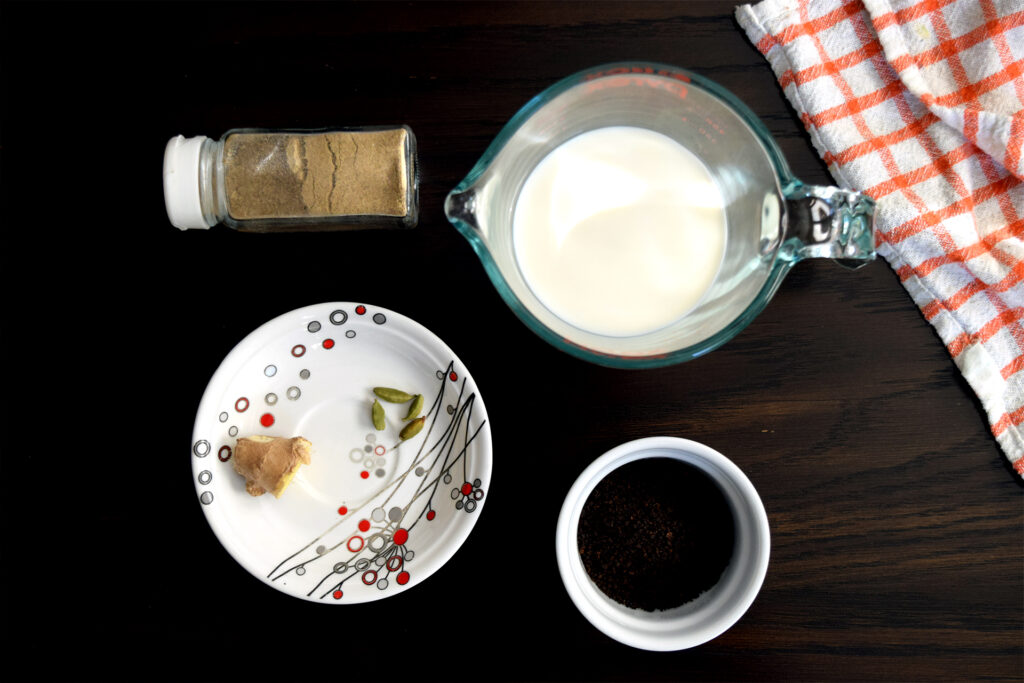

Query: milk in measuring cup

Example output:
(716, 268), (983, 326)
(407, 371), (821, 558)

(512, 126), (727, 337)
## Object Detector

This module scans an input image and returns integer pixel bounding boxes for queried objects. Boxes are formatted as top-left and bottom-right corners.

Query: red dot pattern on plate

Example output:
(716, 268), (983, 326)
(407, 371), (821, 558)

(358, 519), (371, 532)
(260, 413), (274, 427)
(291, 344), (306, 357)
(449, 371), (458, 381)
(355, 305), (366, 315)
(393, 528), (409, 545)
(218, 446), (232, 462)
(461, 482), (473, 496)
(323, 338), (335, 349)
(333, 590), (343, 600)
(426, 510), (436, 521)
(360, 470), (369, 479)
(337, 506), (348, 516)
(396, 571), (410, 585)
(235, 397), (249, 412)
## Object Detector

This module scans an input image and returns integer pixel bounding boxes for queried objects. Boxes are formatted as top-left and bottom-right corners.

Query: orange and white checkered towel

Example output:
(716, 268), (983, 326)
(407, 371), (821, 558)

(736, 0), (1024, 477)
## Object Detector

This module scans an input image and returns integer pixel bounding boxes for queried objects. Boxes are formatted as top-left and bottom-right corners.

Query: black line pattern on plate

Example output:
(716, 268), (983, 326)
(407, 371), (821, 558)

(266, 360), (487, 600)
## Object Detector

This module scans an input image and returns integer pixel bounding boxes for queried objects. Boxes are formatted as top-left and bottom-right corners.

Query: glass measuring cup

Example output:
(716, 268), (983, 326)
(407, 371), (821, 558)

(445, 62), (875, 368)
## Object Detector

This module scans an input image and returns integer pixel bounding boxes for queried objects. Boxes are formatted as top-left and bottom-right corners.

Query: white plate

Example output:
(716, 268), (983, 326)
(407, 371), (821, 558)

(191, 302), (492, 603)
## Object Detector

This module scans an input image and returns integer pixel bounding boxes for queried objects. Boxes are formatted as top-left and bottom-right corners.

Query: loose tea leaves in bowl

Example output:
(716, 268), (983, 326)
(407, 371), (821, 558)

(577, 457), (735, 611)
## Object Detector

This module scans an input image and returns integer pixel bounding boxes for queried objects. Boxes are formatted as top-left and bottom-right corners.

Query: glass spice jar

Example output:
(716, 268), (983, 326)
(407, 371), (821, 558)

(163, 126), (418, 231)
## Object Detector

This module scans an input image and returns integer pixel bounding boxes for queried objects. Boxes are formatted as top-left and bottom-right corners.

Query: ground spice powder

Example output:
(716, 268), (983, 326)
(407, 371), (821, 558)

(577, 457), (735, 611)
(222, 129), (411, 220)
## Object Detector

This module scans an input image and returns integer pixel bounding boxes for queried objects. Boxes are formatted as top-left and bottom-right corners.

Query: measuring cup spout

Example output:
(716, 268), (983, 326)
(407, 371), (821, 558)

(783, 182), (876, 269)
(444, 187), (480, 234)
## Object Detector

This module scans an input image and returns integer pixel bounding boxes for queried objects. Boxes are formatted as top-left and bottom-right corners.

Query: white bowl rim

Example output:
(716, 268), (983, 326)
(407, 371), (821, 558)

(555, 436), (770, 651)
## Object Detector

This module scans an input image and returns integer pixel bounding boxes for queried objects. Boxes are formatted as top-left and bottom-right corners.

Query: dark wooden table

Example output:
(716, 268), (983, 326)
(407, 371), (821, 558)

(3, 2), (1021, 681)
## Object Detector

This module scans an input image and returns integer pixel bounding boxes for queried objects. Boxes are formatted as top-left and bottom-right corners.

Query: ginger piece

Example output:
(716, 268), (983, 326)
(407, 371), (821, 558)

(233, 435), (312, 498)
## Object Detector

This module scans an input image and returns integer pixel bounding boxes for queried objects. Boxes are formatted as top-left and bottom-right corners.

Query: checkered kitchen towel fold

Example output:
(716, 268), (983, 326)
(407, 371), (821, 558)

(735, 0), (1024, 477)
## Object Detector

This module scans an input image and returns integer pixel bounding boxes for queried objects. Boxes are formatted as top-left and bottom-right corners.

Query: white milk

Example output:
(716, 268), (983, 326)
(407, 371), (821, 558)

(512, 126), (727, 337)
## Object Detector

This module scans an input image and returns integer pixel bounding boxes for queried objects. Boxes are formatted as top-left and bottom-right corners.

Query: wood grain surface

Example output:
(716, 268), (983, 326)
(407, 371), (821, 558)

(2, 2), (1020, 681)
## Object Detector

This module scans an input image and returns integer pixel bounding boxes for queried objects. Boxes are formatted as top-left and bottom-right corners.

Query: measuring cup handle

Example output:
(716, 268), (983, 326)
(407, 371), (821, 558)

(783, 182), (876, 269)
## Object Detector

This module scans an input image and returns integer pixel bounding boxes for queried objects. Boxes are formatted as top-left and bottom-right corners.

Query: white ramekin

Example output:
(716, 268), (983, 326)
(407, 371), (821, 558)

(555, 436), (770, 651)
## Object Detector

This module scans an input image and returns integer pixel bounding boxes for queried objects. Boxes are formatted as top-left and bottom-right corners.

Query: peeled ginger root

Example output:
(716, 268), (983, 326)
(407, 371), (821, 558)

(233, 435), (312, 498)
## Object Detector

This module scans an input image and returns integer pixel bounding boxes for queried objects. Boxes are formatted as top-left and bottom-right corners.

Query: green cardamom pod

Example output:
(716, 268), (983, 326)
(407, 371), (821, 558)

(403, 394), (423, 421)
(372, 399), (386, 430)
(373, 387), (414, 403)
(399, 416), (425, 441)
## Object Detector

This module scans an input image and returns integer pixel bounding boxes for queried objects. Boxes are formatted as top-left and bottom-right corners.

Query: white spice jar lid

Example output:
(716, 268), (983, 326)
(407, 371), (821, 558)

(163, 135), (212, 230)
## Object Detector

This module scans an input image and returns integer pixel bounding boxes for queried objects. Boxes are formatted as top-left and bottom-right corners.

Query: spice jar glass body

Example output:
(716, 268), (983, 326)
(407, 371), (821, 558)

(164, 127), (418, 231)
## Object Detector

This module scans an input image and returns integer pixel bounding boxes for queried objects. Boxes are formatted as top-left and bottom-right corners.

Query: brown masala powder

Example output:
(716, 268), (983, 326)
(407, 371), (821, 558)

(222, 129), (410, 220)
